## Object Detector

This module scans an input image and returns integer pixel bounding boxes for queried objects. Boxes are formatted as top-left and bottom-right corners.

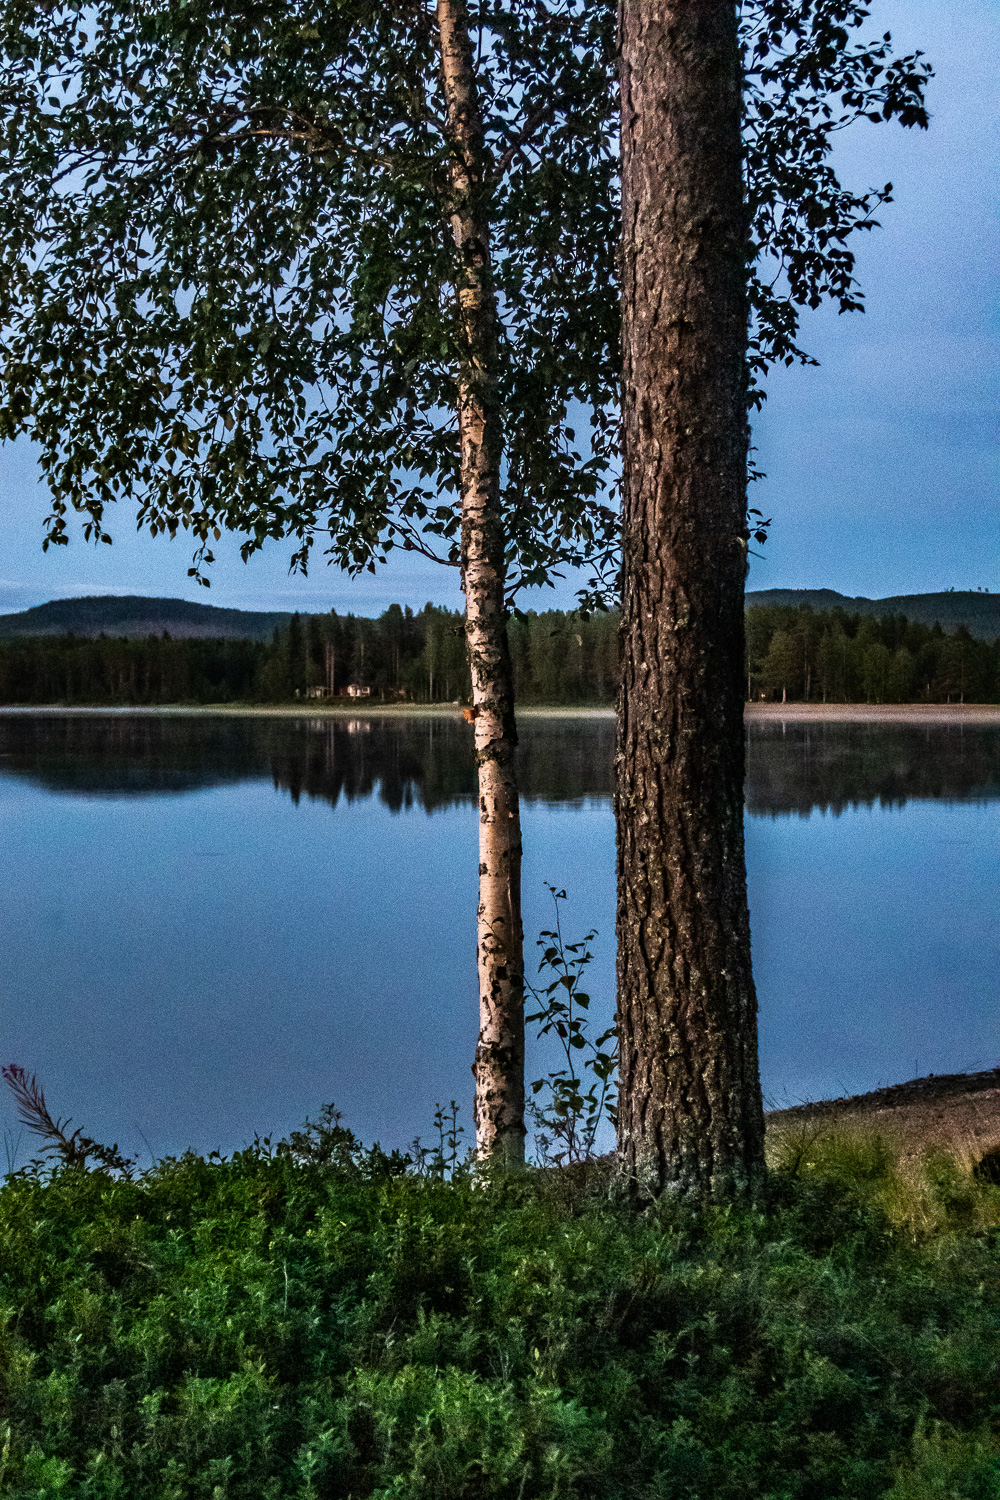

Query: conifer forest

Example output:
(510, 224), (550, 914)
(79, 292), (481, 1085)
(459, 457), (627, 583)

(0, 603), (996, 707)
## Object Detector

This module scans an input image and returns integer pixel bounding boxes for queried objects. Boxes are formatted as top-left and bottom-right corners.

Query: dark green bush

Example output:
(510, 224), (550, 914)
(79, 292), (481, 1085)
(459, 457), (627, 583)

(1, 1145), (998, 1498)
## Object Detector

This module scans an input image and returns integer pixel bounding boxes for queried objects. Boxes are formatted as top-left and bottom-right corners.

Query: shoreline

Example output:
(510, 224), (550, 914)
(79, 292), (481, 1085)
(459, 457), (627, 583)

(744, 702), (1000, 724)
(0, 701), (998, 722)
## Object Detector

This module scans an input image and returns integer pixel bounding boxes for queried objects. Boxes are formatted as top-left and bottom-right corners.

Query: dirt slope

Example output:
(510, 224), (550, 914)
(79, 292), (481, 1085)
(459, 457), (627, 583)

(766, 1070), (1000, 1165)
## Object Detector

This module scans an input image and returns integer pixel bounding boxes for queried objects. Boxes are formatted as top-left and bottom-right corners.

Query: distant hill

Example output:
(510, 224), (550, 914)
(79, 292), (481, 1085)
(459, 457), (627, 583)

(0, 595), (293, 641)
(0, 589), (996, 642)
(745, 590), (999, 640)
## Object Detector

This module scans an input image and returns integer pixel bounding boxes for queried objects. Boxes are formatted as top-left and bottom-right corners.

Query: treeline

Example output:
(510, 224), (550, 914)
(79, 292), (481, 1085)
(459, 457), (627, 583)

(746, 605), (1000, 704)
(0, 632), (264, 705)
(255, 604), (620, 705)
(0, 605), (615, 706)
(0, 606), (467, 707)
(0, 602), (997, 706)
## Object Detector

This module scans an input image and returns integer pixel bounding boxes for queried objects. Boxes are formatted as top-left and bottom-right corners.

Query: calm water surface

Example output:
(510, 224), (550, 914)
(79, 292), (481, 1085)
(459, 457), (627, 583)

(1, 712), (996, 1159)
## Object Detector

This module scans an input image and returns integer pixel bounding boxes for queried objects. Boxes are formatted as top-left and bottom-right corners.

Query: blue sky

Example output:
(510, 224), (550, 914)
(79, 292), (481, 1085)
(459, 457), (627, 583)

(0, 0), (995, 618)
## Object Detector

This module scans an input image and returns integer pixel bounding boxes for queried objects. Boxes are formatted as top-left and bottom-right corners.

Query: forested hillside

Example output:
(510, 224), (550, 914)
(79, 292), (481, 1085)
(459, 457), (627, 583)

(746, 588), (999, 639)
(0, 594), (291, 640)
(744, 605), (998, 704)
(1, 588), (996, 642)
(0, 601), (996, 705)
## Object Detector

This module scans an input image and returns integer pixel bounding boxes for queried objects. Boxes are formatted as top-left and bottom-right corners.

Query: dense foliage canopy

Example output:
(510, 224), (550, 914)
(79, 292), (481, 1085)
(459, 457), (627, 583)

(0, 1), (929, 599)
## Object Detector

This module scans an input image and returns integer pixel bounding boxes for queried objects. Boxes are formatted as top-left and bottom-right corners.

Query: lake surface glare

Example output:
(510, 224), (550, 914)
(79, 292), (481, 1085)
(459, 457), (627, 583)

(1, 712), (996, 1161)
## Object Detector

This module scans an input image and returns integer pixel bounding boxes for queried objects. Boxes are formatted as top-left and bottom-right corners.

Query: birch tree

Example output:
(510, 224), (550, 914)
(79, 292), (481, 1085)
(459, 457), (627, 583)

(437, 3), (523, 1161)
(0, 0), (619, 1163)
(0, 0), (929, 1164)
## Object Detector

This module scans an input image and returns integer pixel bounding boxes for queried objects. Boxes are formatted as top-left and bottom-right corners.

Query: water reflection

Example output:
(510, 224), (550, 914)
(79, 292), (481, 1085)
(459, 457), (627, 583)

(0, 712), (996, 816)
(0, 710), (995, 1154)
(745, 721), (1000, 817)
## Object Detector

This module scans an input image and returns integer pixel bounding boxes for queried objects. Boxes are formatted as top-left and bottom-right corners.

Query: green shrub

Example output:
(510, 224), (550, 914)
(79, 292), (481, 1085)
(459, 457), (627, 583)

(0, 1138), (998, 1498)
(768, 1124), (1000, 1239)
(884, 1422), (1000, 1500)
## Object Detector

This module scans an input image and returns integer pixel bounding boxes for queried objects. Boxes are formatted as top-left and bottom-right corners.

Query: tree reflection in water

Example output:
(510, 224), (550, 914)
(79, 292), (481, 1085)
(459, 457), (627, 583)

(0, 712), (996, 816)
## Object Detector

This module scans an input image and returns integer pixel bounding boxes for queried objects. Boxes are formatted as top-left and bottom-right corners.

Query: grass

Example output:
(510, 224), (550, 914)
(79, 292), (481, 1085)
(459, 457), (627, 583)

(0, 1117), (998, 1499)
(766, 1119), (1000, 1240)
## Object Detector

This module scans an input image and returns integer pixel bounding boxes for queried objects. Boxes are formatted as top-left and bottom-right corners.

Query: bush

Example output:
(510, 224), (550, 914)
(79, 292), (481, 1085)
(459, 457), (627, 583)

(0, 1135), (998, 1498)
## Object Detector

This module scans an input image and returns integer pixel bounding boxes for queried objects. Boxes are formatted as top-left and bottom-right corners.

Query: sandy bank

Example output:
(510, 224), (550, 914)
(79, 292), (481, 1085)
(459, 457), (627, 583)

(746, 703), (1000, 725)
(0, 702), (618, 719)
(1, 702), (997, 721)
(0, 703), (470, 718)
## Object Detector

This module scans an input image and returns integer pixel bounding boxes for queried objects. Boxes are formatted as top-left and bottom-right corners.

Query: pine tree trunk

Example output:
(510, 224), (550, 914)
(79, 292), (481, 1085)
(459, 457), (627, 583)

(438, 0), (525, 1165)
(616, 0), (765, 1200)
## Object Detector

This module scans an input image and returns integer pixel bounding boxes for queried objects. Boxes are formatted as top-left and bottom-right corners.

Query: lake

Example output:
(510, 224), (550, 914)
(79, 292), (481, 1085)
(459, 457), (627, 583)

(1, 709), (997, 1163)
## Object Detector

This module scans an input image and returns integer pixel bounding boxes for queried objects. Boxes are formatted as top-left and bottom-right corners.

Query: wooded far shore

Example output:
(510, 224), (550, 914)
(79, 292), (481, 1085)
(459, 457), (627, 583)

(1, 599), (998, 707)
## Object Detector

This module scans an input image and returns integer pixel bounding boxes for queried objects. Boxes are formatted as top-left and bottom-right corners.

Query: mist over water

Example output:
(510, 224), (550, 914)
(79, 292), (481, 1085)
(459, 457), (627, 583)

(0, 712), (996, 1159)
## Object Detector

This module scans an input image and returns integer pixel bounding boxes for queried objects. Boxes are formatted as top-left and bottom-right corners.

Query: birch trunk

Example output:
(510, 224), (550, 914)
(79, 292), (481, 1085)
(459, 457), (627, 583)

(616, 0), (765, 1200)
(438, 0), (525, 1165)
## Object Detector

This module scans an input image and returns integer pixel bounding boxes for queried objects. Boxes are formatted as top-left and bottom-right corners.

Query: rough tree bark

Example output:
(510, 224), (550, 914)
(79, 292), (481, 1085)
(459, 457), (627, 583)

(438, 0), (525, 1165)
(616, 0), (765, 1199)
